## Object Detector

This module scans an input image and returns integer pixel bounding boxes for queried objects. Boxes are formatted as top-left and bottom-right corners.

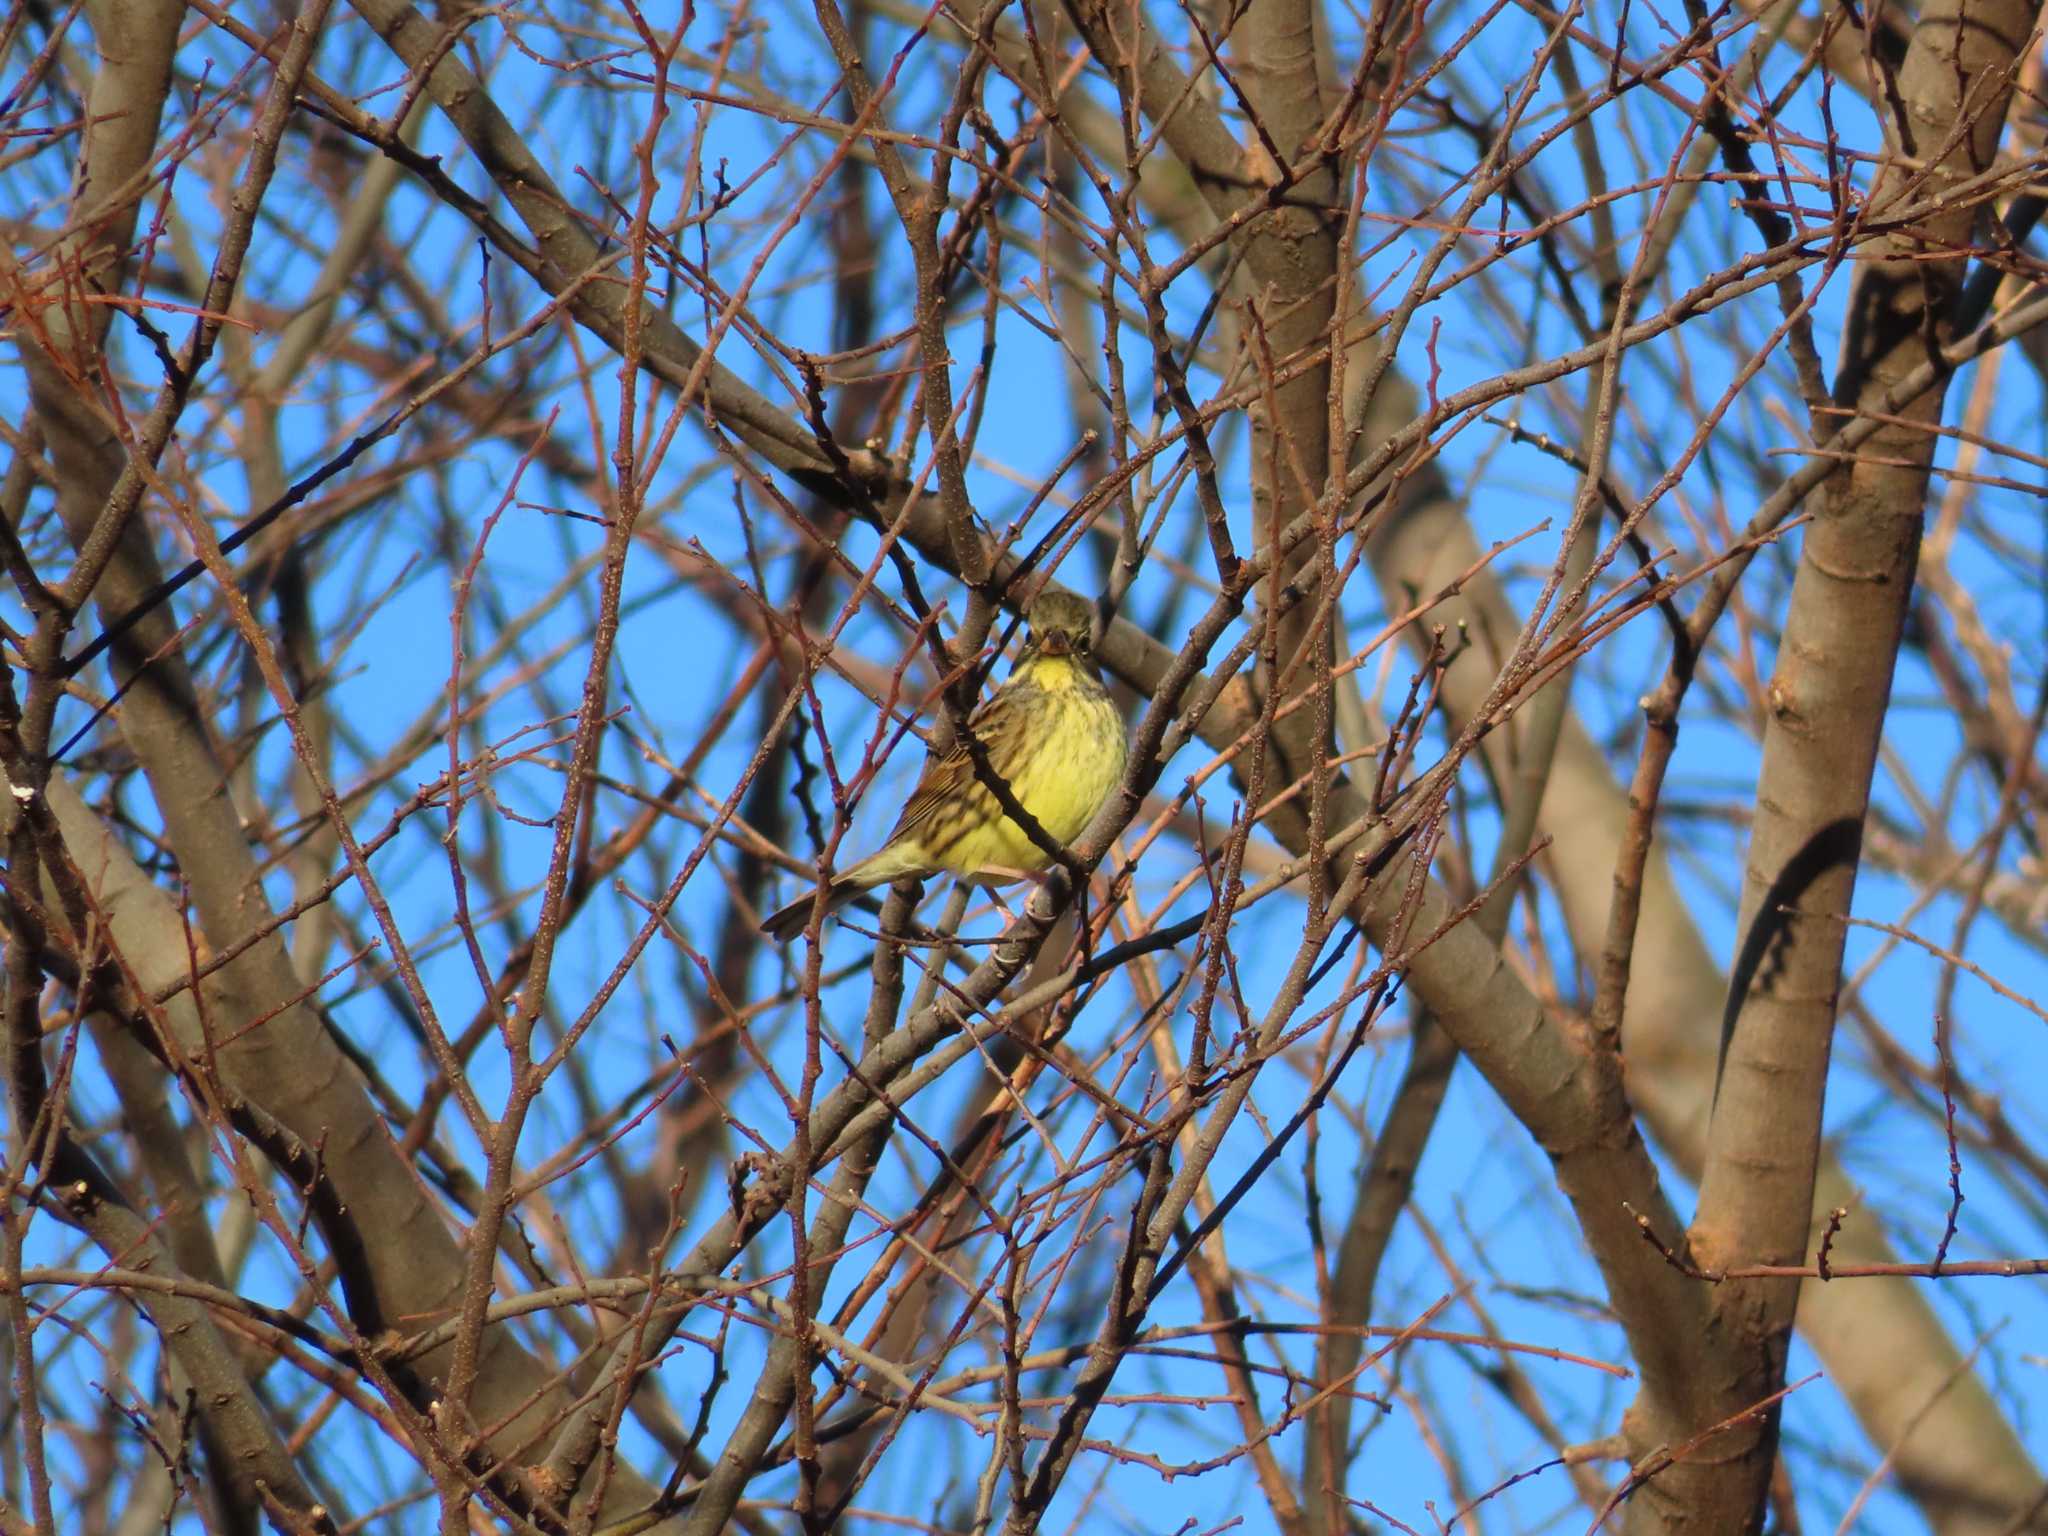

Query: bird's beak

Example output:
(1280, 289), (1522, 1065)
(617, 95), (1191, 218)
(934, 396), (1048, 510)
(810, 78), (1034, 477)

(1039, 632), (1074, 656)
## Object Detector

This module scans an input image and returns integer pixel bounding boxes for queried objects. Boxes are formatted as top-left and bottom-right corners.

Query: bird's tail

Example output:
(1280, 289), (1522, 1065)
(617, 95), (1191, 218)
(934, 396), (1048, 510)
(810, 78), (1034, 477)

(761, 843), (936, 942)
(759, 876), (865, 943)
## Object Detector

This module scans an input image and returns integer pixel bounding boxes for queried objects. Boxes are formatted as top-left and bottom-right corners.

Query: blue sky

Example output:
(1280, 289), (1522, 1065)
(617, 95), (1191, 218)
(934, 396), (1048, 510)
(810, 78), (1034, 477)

(6, 0), (2047, 1528)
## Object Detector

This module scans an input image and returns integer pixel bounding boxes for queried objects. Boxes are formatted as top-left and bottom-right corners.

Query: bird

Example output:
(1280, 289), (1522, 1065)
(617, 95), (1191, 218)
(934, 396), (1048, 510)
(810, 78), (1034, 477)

(760, 590), (1129, 942)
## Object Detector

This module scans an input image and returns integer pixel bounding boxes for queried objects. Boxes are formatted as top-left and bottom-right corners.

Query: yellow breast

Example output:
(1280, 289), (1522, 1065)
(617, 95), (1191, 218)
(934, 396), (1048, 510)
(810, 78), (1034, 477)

(930, 669), (1127, 879)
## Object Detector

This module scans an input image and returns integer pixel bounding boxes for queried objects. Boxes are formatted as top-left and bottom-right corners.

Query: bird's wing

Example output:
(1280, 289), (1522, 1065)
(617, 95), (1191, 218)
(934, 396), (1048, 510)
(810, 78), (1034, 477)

(884, 748), (972, 845)
(884, 691), (1008, 845)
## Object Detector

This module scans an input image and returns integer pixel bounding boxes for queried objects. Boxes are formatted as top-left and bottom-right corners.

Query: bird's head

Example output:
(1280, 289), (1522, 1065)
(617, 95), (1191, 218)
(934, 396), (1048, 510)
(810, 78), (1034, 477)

(1022, 590), (1096, 661)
